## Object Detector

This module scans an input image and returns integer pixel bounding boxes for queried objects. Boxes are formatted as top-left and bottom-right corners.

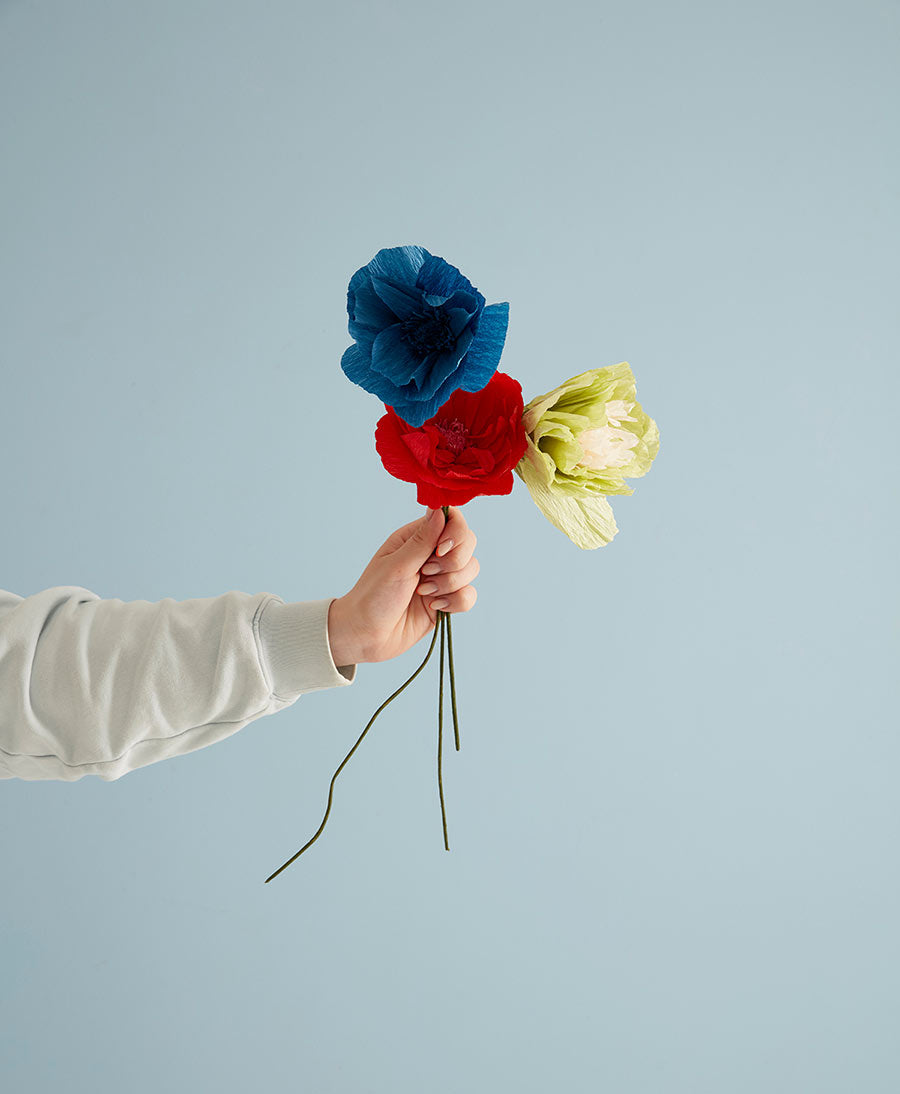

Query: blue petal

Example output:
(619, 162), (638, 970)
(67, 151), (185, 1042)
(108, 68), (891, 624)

(367, 245), (428, 291)
(347, 267), (396, 341)
(347, 321), (378, 354)
(370, 275), (421, 319)
(457, 302), (509, 392)
(342, 342), (411, 404)
(390, 395), (443, 428)
(425, 331), (475, 394)
(416, 252), (481, 304)
(408, 351), (437, 392)
(445, 306), (475, 339)
(369, 324), (424, 385)
(341, 342), (373, 386)
(442, 288), (482, 316)
(392, 361), (474, 425)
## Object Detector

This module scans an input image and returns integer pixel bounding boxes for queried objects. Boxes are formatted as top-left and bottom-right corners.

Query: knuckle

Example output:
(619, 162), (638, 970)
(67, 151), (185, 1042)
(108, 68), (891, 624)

(450, 568), (472, 595)
(446, 570), (466, 593)
(443, 546), (463, 571)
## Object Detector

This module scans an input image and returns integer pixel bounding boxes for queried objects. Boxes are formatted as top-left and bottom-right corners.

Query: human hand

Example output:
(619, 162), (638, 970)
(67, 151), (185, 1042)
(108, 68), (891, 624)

(327, 507), (480, 666)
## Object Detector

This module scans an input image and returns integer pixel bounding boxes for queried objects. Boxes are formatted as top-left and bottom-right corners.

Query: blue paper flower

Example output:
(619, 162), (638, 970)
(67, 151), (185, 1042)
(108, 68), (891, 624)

(340, 244), (510, 427)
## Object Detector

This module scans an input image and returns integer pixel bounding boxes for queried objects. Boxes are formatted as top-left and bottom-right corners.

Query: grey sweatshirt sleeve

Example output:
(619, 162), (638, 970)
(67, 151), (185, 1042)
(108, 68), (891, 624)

(0, 586), (356, 782)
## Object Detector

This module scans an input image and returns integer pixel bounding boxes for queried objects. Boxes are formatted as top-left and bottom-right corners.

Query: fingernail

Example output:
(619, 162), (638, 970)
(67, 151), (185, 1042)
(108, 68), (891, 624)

(431, 598), (449, 610)
(421, 563), (441, 575)
(436, 539), (454, 556)
(418, 582), (438, 594)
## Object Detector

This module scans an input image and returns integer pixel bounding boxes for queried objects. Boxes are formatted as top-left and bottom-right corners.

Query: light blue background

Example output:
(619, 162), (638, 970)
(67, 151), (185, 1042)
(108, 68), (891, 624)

(1, 1), (897, 1091)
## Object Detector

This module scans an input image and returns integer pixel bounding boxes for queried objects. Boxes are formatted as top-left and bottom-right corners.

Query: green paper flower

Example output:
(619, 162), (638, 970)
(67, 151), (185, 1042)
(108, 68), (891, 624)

(514, 362), (659, 549)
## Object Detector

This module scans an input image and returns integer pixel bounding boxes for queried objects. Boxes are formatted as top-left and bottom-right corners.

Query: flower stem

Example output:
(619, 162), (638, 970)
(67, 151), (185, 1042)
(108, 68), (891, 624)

(437, 610), (449, 851)
(440, 506), (461, 751)
(446, 608), (460, 752)
(264, 614), (442, 884)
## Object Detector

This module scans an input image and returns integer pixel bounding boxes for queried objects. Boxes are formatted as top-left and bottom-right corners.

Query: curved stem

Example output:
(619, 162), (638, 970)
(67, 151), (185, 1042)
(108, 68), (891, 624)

(264, 616), (443, 884)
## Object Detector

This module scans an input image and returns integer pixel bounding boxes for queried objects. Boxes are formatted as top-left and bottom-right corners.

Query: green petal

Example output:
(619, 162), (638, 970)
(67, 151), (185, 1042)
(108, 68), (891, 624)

(539, 435), (584, 475)
(515, 458), (619, 549)
(517, 437), (555, 488)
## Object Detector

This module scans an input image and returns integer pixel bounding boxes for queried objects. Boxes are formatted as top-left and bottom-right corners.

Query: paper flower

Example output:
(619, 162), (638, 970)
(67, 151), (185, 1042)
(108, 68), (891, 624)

(375, 371), (528, 507)
(267, 247), (661, 882)
(341, 244), (510, 427)
(514, 362), (659, 549)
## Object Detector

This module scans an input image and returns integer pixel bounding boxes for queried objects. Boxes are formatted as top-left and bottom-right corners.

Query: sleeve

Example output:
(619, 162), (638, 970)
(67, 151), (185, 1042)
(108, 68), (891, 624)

(0, 586), (357, 783)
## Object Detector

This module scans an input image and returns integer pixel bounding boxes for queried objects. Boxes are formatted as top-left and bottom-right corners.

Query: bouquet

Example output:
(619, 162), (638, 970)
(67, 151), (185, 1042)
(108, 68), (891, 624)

(265, 245), (659, 883)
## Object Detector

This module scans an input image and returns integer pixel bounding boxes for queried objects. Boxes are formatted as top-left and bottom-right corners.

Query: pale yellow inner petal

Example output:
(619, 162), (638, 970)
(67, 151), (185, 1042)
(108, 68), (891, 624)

(604, 399), (636, 426)
(577, 425), (639, 470)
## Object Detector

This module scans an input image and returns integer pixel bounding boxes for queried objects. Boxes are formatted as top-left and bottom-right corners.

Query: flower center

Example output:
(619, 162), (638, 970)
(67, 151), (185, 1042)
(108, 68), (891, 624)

(398, 308), (457, 355)
(434, 417), (468, 455)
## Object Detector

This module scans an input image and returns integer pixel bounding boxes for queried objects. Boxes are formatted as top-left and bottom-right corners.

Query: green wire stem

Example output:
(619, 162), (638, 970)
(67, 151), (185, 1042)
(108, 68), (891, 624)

(446, 602), (460, 752)
(264, 613), (442, 884)
(440, 505), (461, 752)
(437, 610), (449, 851)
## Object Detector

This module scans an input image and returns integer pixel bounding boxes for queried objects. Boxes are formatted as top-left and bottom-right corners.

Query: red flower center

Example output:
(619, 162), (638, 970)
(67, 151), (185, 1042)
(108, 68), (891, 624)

(434, 417), (468, 455)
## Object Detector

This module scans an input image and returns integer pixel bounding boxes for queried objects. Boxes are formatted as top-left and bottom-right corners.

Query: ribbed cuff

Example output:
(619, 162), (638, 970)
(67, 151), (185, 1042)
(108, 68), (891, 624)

(256, 597), (357, 702)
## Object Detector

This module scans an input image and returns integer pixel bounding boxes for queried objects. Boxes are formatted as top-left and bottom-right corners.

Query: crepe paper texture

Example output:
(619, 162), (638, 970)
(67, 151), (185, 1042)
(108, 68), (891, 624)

(266, 244), (660, 882)
(341, 244), (510, 427)
(374, 371), (528, 508)
(515, 363), (660, 549)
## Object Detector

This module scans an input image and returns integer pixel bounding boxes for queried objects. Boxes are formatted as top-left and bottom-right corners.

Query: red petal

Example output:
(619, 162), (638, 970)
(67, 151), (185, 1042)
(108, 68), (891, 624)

(401, 431), (434, 468)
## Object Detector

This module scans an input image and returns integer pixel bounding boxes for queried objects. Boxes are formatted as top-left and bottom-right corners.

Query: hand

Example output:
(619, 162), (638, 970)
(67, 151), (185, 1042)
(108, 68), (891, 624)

(327, 506), (480, 666)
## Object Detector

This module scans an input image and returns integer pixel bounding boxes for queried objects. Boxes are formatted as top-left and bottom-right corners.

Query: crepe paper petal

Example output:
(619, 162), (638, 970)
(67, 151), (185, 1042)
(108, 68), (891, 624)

(457, 303), (510, 394)
(516, 433), (556, 489)
(340, 245), (508, 426)
(521, 362), (659, 496)
(515, 361), (658, 545)
(340, 342), (373, 387)
(370, 325), (426, 385)
(441, 291), (483, 320)
(417, 250), (482, 304)
(370, 276), (422, 320)
(374, 371), (527, 507)
(389, 346), (482, 426)
(516, 455), (619, 549)
(367, 244), (429, 292)
(347, 268), (397, 345)
(408, 324), (476, 398)
(415, 471), (515, 509)
(401, 431), (434, 469)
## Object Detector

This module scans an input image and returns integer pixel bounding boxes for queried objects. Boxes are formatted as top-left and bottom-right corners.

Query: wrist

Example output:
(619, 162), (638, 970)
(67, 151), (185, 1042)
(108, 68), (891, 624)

(328, 595), (366, 667)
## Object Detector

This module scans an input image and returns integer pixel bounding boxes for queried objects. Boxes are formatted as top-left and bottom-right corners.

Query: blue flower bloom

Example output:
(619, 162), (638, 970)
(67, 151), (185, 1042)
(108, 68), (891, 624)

(340, 244), (510, 427)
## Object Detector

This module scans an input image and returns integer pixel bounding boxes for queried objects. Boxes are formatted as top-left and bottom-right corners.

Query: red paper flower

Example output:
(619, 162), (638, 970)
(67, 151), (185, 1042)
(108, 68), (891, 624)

(375, 371), (528, 507)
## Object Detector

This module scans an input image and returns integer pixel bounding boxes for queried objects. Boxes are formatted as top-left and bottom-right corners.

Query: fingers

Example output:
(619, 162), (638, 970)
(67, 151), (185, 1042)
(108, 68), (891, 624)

(417, 555), (480, 603)
(435, 505), (469, 557)
(424, 507), (476, 573)
(375, 509), (441, 560)
(416, 507), (478, 614)
(426, 584), (478, 615)
(376, 517), (422, 556)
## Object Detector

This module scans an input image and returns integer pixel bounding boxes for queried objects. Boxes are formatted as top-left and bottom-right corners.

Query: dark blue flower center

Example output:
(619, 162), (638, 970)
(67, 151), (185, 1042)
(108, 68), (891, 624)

(398, 308), (457, 355)
(435, 417), (468, 455)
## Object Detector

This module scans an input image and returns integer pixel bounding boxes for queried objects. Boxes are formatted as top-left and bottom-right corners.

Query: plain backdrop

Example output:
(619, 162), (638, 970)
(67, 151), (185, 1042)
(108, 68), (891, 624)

(1, 1), (897, 1092)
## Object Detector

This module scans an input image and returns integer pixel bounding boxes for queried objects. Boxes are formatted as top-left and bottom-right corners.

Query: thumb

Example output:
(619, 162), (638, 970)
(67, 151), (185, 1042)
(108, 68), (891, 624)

(394, 507), (445, 574)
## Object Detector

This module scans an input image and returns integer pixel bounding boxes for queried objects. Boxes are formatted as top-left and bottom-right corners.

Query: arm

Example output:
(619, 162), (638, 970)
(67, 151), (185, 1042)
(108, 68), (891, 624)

(0, 507), (479, 783)
(0, 586), (352, 782)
